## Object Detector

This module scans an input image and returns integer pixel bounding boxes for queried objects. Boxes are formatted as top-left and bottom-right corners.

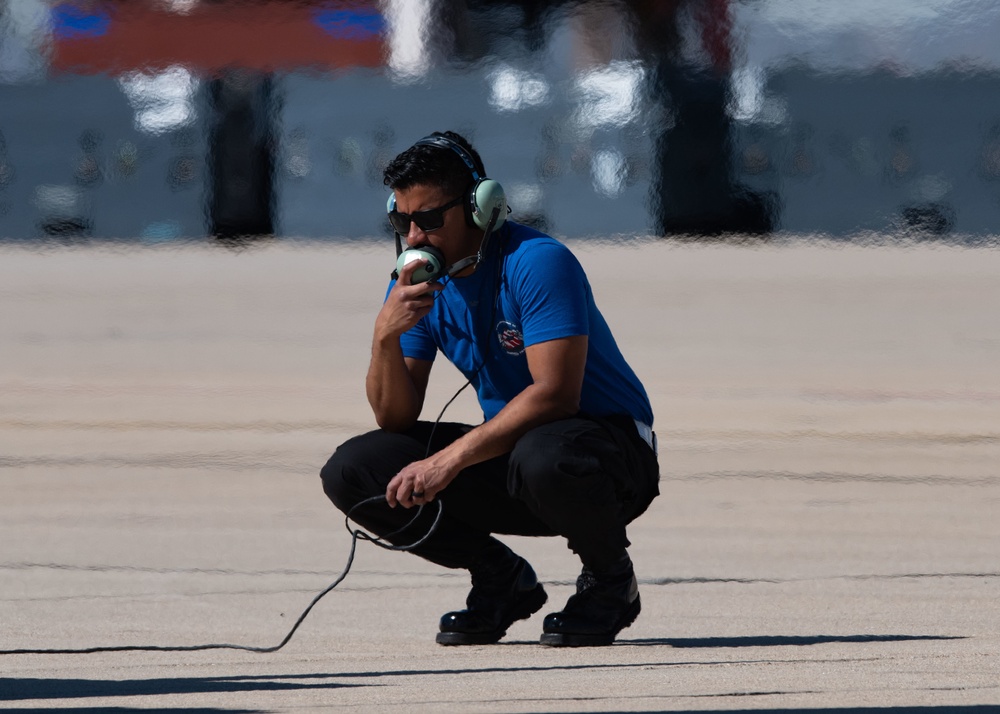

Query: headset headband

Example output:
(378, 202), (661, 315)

(414, 135), (483, 182)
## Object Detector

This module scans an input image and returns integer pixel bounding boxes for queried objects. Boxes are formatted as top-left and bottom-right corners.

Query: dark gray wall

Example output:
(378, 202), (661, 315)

(2, 0), (999, 241)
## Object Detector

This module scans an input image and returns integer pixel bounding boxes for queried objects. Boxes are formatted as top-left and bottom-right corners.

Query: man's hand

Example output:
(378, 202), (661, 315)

(385, 451), (460, 508)
(375, 259), (443, 341)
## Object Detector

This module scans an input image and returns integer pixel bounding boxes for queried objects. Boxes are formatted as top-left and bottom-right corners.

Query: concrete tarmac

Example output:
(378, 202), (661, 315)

(1, 238), (998, 712)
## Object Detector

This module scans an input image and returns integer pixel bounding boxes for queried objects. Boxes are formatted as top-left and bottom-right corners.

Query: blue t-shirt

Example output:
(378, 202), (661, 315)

(394, 221), (653, 426)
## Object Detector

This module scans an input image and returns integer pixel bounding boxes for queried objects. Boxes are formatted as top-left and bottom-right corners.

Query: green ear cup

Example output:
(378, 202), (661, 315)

(470, 178), (507, 231)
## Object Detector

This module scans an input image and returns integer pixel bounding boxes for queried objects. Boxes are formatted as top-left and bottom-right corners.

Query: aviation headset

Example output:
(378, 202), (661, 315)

(388, 134), (508, 282)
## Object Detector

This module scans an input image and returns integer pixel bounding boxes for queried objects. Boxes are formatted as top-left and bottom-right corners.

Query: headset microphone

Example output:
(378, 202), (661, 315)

(394, 245), (446, 284)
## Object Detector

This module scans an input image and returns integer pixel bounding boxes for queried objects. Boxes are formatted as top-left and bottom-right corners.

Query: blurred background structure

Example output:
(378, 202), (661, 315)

(2, 0), (1000, 242)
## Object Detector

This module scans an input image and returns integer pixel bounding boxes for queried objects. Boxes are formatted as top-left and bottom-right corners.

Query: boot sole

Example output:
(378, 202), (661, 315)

(436, 585), (548, 646)
(539, 596), (641, 647)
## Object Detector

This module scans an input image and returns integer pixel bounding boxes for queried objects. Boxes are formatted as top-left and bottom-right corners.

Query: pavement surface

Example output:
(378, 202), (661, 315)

(1, 238), (998, 713)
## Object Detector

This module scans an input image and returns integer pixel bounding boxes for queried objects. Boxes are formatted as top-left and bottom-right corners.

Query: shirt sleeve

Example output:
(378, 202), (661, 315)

(511, 241), (590, 347)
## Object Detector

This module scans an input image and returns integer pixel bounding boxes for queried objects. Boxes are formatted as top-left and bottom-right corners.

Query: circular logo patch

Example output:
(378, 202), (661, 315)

(496, 320), (525, 355)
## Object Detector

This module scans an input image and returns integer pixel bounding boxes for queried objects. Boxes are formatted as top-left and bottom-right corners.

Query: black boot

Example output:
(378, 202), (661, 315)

(540, 559), (640, 647)
(437, 548), (547, 646)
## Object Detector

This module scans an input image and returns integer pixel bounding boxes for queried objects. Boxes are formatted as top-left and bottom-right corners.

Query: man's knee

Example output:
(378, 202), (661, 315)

(319, 447), (356, 514)
(319, 430), (389, 513)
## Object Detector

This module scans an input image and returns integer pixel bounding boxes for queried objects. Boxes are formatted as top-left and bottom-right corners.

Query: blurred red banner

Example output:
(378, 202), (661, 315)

(51, 1), (386, 75)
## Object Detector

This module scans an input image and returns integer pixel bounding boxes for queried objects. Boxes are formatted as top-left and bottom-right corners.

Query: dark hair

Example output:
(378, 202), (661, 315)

(383, 131), (485, 197)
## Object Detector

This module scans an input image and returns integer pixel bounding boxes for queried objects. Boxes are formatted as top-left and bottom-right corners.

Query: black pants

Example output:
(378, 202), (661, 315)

(320, 414), (659, 574)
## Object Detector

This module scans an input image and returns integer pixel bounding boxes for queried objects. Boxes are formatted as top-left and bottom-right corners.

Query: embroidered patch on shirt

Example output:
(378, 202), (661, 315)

(496, 320), (525, 356)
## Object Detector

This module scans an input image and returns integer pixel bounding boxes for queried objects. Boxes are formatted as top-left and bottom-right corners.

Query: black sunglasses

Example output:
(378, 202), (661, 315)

(388, 194), (464, 234)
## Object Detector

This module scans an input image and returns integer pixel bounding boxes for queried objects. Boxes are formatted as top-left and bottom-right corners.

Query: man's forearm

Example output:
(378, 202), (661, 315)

(365, 262), (441, 432)
(436, 334), (586, 472)
(383, 334), (587, 507)
(366, 336), (421, 431)
(437, 383), (577, 471)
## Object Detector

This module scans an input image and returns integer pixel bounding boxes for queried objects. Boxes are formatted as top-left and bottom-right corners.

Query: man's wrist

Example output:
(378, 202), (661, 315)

(372, 329), (402, 351)
(433, 440), (470, 474)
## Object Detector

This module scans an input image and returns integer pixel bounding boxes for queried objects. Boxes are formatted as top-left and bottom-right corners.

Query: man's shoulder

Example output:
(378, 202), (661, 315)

(502, 222), (587, 298)
(505, 221), (575, 262)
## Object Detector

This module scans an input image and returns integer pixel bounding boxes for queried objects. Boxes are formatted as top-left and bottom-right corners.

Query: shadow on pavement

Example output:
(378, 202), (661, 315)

(2, 709), (261, 714)
(0, 674), (369, 702)
(520, 708), (1000, 714)
(0, 635), (970, 706)
(624, 634), (966, 648)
